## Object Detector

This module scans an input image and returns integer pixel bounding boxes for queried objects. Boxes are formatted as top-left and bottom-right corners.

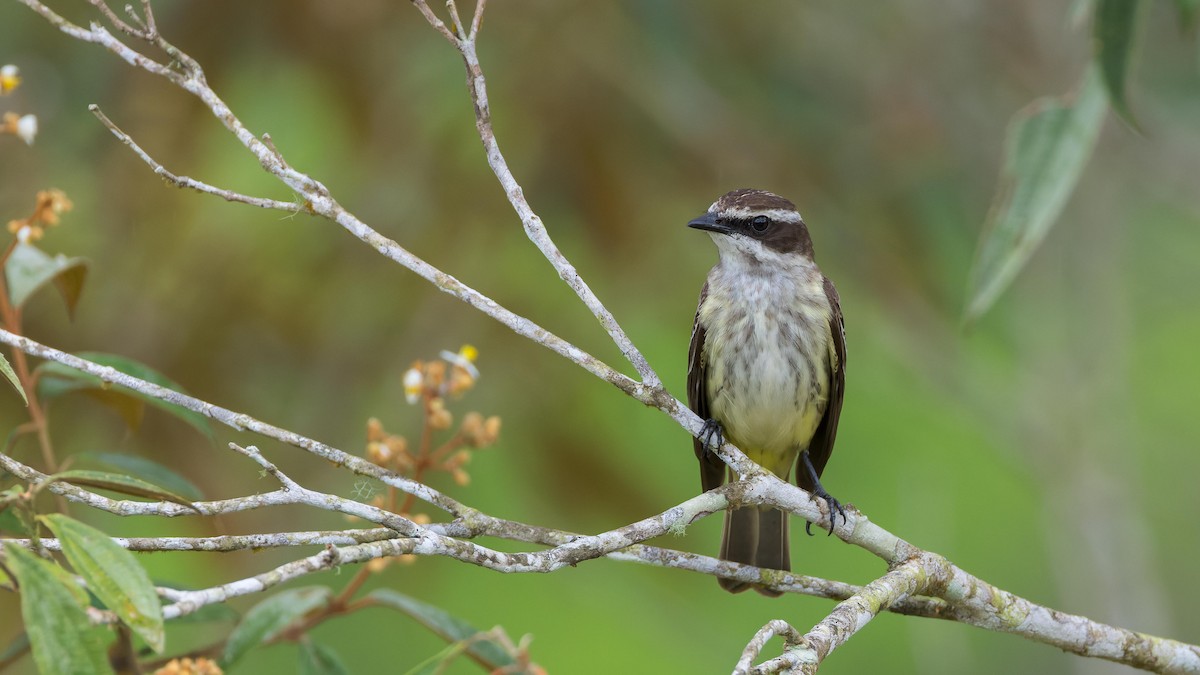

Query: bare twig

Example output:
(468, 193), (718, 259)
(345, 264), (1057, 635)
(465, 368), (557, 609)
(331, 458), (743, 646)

(90, 105), (303, 211)
(0, 328), (467, 515)
(409, 0), (661, 387)
(444, 0), (467, 39)
(776, 558), (934, 674)
(735, 620), (806, 675)
(10, 529), (399, 553)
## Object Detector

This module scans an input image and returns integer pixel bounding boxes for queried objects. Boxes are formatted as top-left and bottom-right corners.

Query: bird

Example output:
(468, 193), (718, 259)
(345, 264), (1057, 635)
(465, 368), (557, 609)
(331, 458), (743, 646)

(686, 188), (846, 596)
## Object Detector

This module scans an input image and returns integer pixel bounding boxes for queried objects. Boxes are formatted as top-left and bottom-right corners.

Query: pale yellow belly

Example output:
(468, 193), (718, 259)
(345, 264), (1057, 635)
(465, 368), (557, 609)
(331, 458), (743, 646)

(700, 274), (832, 479)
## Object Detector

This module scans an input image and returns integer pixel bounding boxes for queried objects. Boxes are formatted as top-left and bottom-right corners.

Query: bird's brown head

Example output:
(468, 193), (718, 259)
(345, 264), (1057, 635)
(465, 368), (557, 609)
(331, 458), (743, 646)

(687, 188), (814, 259)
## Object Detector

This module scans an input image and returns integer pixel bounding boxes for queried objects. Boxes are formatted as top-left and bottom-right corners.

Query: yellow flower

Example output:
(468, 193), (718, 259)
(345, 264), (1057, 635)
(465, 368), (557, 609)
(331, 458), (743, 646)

(440, 344), (480, 379)
(0, 65), (20, 95)
(402, 366), (423, 404)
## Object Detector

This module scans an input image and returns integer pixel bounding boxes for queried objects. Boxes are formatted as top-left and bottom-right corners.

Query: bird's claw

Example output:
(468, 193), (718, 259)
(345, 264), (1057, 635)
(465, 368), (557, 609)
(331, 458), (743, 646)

(805, 489), (847, 537)
(699, 418), (724, 456)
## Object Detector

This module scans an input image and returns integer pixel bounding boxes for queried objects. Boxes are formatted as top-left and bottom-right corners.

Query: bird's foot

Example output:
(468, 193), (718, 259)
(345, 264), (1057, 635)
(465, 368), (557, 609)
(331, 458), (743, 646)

(804, 487), (847, 537)
(800, 449), (847, 537)
(699, 418), (724, 456)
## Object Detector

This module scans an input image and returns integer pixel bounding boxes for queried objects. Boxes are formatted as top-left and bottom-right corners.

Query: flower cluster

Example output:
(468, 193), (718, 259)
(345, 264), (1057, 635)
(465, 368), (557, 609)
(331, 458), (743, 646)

(367, 345), (501, 487)
(7, 188), (73, 243)
(153, 657), (222, 675)
(403, 344), (480, 405)
(356, 346), (501, 569)
(1, 65), (37, 146)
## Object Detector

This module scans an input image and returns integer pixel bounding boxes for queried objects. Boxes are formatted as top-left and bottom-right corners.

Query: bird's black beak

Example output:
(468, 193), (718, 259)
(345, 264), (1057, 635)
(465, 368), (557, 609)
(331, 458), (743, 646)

(687, 212), (733, 235)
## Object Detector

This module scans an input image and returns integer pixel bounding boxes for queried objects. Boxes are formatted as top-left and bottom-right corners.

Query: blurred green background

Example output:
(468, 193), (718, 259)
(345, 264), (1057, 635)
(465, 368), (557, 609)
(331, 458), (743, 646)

(2, 1), (1199, 673)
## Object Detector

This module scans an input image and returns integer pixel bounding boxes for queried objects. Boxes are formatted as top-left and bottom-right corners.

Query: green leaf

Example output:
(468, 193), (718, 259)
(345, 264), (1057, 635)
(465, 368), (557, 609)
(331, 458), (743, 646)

(223, 587), (332, 667)
(41, 514), (165, 653)
(0, 352), (26, 405)
(40, 469), (200, 510)
(965, 68), (1107, 323)
(36, 352), (214, 440)
(3, 242), (88, 318)
(368, 589), (515, 671)
(0, 501), (26, 535)
(76, 452), (205, 502)
(299, 641), (351, 675)
(1093, 0), (1148, 128)
(4, 543), (113, 675)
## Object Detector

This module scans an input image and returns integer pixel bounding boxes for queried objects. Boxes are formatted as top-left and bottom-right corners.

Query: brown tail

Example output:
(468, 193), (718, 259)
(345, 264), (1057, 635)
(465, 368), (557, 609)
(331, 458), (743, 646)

(718, 506), (789, 597)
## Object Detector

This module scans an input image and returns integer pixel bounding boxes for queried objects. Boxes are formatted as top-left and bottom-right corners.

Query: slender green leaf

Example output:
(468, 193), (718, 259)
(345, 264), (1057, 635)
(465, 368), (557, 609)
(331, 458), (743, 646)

(3, 242), (89, 318)
(223, 587), (332, 667)
(36, 352), (213, 439)
(965, 68), (1107, 323)
(41, 469), (200, 510)
(368, 589), (515, 671)
(41, 514), (165, 653)
(4, 543), (113, 675)
(0, 352), (26, 405)
(76, 452), (205, 502)
(1093, 0), (1147, 128)
(299, 641), (351, 675)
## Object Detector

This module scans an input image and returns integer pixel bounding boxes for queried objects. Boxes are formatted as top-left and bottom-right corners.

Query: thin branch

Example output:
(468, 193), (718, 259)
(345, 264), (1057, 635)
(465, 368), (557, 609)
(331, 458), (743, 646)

(11, 529), (399, 552)
(5, 415), (1198, 672)
(87, 0), (147, 39)
(0, 328), (466, 515)
(0, 439), (941, 615)
(444, 0), (467, 39)
(775, 558), (934, 674)
(158, 543), (358, 620)
(735, 620), (805, 675)
(90, 105), (303, 211)
(15, 0), (177, 79)
(409, 0), (661, 387)
(469, 0), (486, 39)
(409, 0), (460, 45)
(29, 0), (651, 401)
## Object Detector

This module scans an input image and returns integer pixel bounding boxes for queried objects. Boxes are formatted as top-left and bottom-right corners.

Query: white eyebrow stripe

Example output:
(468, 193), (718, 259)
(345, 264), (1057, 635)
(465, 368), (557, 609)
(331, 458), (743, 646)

(717, 207), (803, 223)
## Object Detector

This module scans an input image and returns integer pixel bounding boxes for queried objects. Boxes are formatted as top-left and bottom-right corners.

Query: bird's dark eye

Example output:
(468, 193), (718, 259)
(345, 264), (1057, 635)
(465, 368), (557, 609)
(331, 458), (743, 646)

(751, 215), (771, 232)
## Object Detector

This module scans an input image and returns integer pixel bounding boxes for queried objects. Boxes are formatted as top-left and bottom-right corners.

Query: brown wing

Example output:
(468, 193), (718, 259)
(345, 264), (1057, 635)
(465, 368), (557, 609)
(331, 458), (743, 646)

(798, 275), (845, 491)
(688, 282), (725, 493)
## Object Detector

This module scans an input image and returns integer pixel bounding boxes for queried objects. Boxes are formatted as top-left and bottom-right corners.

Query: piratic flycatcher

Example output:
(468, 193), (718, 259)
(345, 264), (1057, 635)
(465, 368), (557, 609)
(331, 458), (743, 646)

(687, 188), (847, 596)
